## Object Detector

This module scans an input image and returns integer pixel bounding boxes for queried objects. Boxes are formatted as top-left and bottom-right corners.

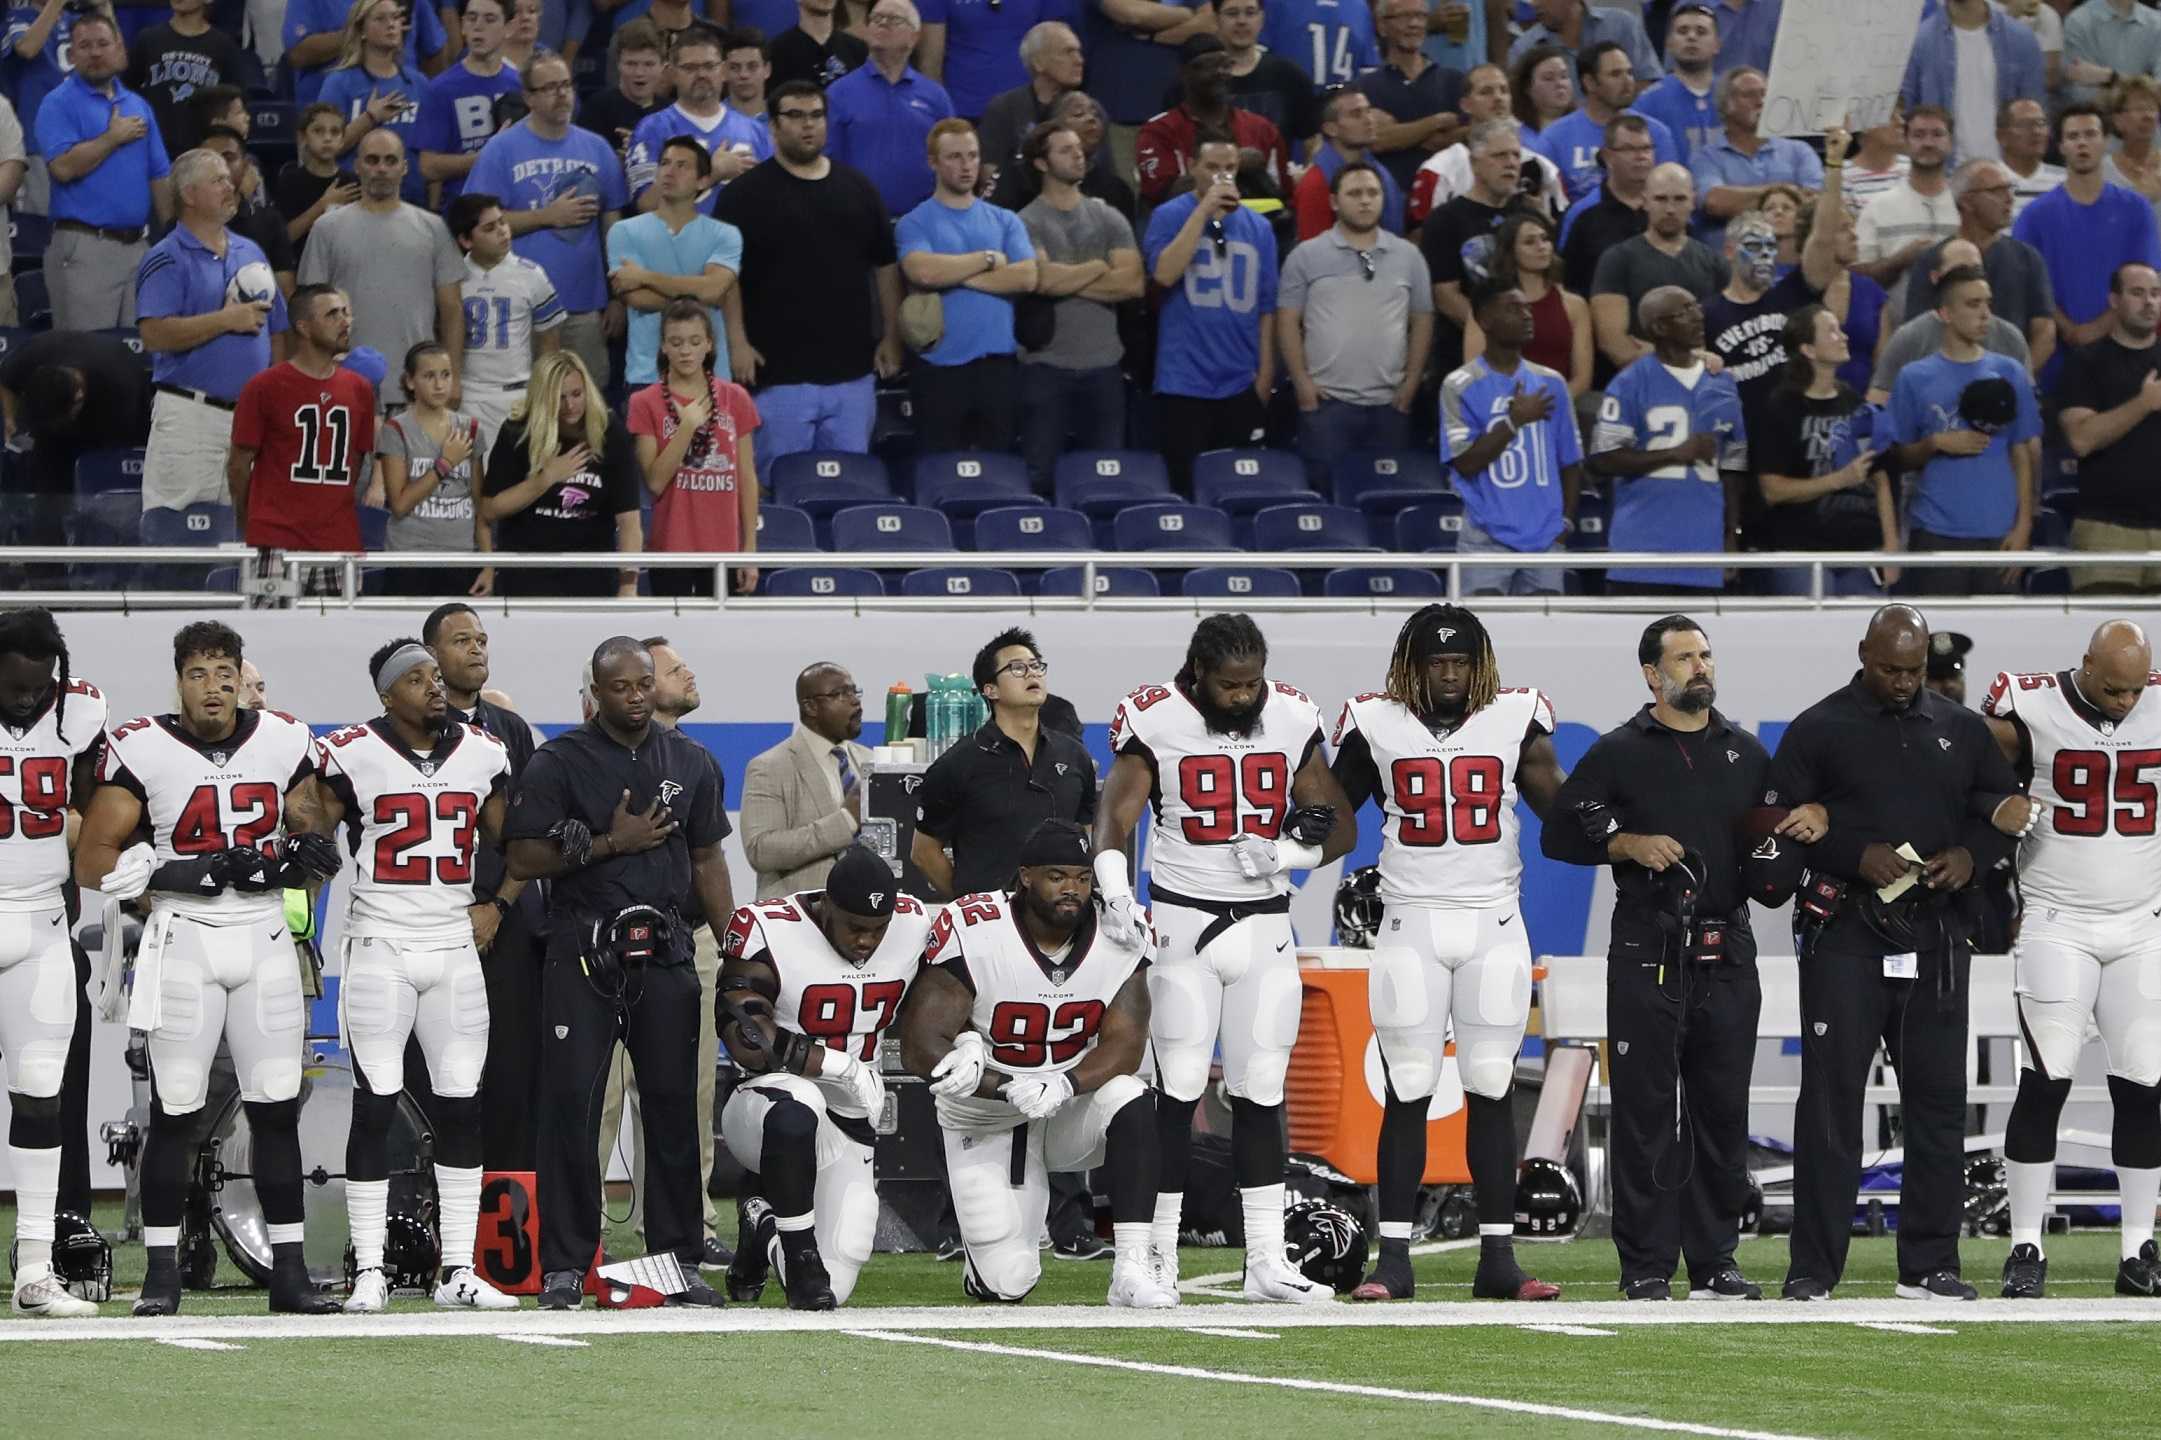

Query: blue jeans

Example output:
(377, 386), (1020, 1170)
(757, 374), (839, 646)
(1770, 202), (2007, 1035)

(753, 376), (877, 490)
(1019, 362), (1126, 488)
(1760, 564), (1886, 598)
(1296, 398), (1411, 488)
(1458, 515), (1568, 595)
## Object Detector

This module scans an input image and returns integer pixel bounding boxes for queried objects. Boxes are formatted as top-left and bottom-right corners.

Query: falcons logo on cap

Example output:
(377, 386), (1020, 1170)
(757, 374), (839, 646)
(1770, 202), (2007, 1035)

(1433, 627), (1456, 640)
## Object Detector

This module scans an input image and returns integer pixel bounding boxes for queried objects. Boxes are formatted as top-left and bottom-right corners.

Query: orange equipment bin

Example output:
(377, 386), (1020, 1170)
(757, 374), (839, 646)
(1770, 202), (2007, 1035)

(1284, 949), (1468, 1186)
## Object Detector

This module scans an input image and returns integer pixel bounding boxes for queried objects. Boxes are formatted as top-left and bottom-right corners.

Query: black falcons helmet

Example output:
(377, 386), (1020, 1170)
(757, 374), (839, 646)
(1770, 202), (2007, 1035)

(1334, 865), (1384, 948)
(9, 1211), (113, 1301)
(1957, 376), (2018, 435)
(1514, 1158), (1583, 1239)
(1283, 1198), (1368, 1294)
(344, 1212), (442, 1294)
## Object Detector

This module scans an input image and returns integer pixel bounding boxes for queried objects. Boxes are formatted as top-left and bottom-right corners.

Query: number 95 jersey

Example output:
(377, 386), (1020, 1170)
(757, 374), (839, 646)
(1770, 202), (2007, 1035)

(317, 720), (511, 941)
(1983, 669), (2161, 915)
(1108, 681), (1326, 902)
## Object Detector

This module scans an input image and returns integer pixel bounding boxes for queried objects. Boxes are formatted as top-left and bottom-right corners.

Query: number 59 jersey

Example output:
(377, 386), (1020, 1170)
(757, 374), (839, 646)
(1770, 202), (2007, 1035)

(1332, 688), (1553, 909)
(317, 720), (511, 941)
(1983, 669), (2161, 915)
(0, 678), (107, 912)
(1108, 681), (1326, 902)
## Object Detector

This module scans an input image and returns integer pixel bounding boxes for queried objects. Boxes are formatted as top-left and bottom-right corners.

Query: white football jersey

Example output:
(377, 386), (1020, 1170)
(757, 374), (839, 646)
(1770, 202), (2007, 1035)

(1107, 680), (1326, 902)
(460, 252), (565, 392)
(1332, 687), (1553, 909)
(924, 890), (1150, 1131)
(721, 890), (930, 1119)
(1982, 668), (2161, 915)
(99, 708), (320, 923)
(317, 719), (512, 941)
(0, 677), (108, 912)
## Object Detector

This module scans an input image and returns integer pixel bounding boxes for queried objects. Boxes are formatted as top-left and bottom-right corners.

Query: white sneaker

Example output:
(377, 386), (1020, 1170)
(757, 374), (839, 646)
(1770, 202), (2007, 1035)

(1151, 1246), (1179, 1294)
(1242, 1252), (1333, 1305)
(1108, 1256), (1179, 1309)
(345, 1268), (390, 1314)
(435, 1267), (518, 1310)
(12, 1262), (97, 1318)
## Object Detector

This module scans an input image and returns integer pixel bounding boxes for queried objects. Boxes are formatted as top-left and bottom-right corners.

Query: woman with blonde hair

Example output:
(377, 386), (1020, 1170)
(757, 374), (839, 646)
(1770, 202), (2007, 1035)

(479, 350), (644, 597)
(2103, 75), (2161, 209)
(320, 0), (430, 203)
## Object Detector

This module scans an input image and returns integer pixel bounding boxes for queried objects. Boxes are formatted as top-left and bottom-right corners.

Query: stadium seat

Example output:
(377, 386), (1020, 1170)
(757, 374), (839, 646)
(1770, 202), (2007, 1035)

(1053, 450), (1173, 533)
(1332, 450), (1449, 517)
(94, 327), (150, 375)
(203, 565), (242, 593)
(771, 451), (893, 534)
(141, 503), (237, 546)
(74, 448), (146, 496)
(829, 503), (953, 553)
(67, 490), (140, 549)
(899, 566), (1023, 597)
(1191, 448), (1313, 515)
(1322, 566), (1447, 598)
(755, 505), (818, 551)
(1181, 565), (1301, 598)
(764, 566), (886, 597)
(9, 213), (50, 270)
(1567, 492), (1610, 550)
(1038, 564), (1160, 597)
(1396, 495), (1467, 552)
(912, 451), (1032, 544)
(358, 506), (389, 550)
(972, 504), (1093, 552)
(15, 269), (49, 329)
(871, 385), (915, 459)
(1250, 502), (1372, 551)
(1111, 502), (1236, 552)
(246, 100), (297, 173)
(0, 326), (26, 366)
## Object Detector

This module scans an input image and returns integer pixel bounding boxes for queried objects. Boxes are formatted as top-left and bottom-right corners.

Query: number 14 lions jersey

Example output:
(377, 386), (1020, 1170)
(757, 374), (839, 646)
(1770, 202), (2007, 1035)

(1983, 669), (2161, 915)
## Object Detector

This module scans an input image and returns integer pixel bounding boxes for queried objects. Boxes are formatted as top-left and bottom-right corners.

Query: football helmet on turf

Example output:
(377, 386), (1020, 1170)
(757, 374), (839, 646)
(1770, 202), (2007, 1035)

(1283, 1198), (1368, 1294)
(8, 1212), (113, 1302)
(1514, 1158), (1583, 1238)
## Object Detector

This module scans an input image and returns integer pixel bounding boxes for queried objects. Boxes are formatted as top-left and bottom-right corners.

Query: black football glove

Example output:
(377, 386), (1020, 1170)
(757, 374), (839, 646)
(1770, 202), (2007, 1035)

(219, 845), (283, 893)
(1573, 800), (1621, 847)
(1283, 804), (1336, 846)
(280, 832), (344, 882)
(148, 852), (236, 895)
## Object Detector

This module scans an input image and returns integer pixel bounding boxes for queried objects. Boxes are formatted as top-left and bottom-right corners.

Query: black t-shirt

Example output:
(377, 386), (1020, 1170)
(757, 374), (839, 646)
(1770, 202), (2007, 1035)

(272, 161), (348, 224)
(2058, 335), (2161, 527)
(1560, 189), (1647, 296)
(712, 158), (898, 387)
(125, 22), (250, 157)
(580, 89), (666, 154)
(913, 720), (1099, 895)
(1229, 53), (1321, 145)
(233, 198), (298, 276)
(1357, 59), (1464, 197)
(482, 418), (643, 565)
(1421, 194), (1509, 291)
(0, 330), (151, 445)
(768, 25), (869, 92)
(1703, 269), (1818, 435)
(1752, 383), (1886, 551)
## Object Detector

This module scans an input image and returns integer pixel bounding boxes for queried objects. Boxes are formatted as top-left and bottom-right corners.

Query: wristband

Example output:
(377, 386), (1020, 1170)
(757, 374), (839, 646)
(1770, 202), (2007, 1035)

(1092, 849), (1133, 902)
(489, 896), (511, 918)
(433, 457), (452, 479)
(1276, 838), (1324, 872)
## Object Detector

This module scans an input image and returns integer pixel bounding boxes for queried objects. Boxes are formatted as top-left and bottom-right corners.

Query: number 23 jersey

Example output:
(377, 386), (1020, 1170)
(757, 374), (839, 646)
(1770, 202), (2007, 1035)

(1108, 681), (1325, 902)
(1982, 669), (2161, 915)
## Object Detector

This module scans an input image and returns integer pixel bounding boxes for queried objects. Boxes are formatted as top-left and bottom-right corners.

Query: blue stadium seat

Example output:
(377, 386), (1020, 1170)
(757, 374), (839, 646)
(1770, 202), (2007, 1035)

(829, 503), (954, 553)
(1251, 502), (1372, 551)
(94, 327), (150, 375)
(0, 326), (26, 366)
(75, 448), (146, 496)
(764, 566), (886, 597)
(771, 451), (894, 536)
(67, 490), (140, 548)
(141, 503), (237, 546)
(1567, 492), (1609, 551)
(755, 505), (818, 551)
(912, 451), (1033, 545)
(358, 506), (389, 550)
(15, 269), (50, 329)
(1396, 494), (1466, 552)
(1322, 566), (1447, 598)
(871, 385), (916, 460)
(9, 213), (50, 270)
(203, 565), (242, 593)
(1181, 565), (1301, 598)
(972, 504), (1093, 551)
(899, 566), (1023, 597)
(1191, 448), (1313, 516)
(1333, 450), (1450, 517)
(1111, 502), (1236, 552)
(246, 100), (297, 173)
(2032, 506), (2073, 550)
(1053, 450), (1172, 530)
(1038, 565), (1160, 597)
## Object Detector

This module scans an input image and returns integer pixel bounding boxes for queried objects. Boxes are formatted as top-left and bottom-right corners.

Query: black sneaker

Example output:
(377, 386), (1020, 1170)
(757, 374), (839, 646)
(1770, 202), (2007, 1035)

(1621, 1276), (1671, 1301)
(1050, 1232), (1111, 1262)
(1474, 1247), (1561, 1301)
(2001, 1243), (2048, 1299)
(2116, 1240), (2160, 1297)
(701, 1235), (735, 1271)
(1688, 1268), (1763, 1301)
(1350, 1242), (1415, 1302)
(1895, 1270), (1977, 1302)
(268, 1247), (341, 1315)
(726, 1197), (775, 1303)
(1781, 1276), (1832, 1302)
(934, 1235), (966, 1263)
(538, 1270), (584, 1311)
(668, 1274), (725, 1308)
(133, 1252), (182, 1318)
(783, 1249), (838, 1311)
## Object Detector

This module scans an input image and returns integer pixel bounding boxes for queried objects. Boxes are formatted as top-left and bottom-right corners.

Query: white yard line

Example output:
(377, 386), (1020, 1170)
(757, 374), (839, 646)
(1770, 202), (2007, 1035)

(155, 1338), (243, 1351)
(1518, 1323), (1617, 1337)
(1178, 1237), (1479, 1292)
(500, 1334), (591, 1348)
(1852, 1322), (1955, 1336)
(1182, 1326), (1278, 1340)
(847, 1329), (1821, 1440)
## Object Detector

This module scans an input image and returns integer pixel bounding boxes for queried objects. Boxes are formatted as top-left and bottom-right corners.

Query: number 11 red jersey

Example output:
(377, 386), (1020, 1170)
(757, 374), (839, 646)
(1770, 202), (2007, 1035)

(232, 362), (379, 551)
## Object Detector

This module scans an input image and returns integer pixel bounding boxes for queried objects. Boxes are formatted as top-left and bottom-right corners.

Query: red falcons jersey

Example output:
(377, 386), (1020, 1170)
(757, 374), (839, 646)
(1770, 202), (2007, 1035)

(232, 362), (379, 551)
(1983, 668), (2161, 915)
(721, 891), (930, 1120)
(317, 719), (511, 941)
(99, 708), (320, 923)
(1331, 688), (1553, 908)
(924, 891), (1150, 1132)
(0, 678), (108, 911)
(1108, 680), (1326, 902)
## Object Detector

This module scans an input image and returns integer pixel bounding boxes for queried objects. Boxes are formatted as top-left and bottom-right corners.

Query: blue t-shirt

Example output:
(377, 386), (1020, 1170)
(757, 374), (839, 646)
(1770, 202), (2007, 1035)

(625, 103), (775, 213)
(1539, 107), (1678, 205)
(465, 120), (630, 314)
(1081, 0), (1203, 125)
(1590, 356), (1747, 589)
(1142, 194), (1281, 400)
(1439, 356), (1582, 552)
(35, 75), (171, 230)
(1838, 274), (1889, 397)
(320, 64), (431, 205)
(2013, 182), (2161, 328)
(605, 211), (743, 384)
(5, 4), (79, 157)
(285, 0), (448, 106)
(135, 226), (291, 398)
(1312, 143), (1404, 235)
(826, 64), (955, 218)
(416, 60), (524, 202)
(1889, 350), (2040, 541)
(896, 196), (1035, 367)
(917, 0), (1071, 119)
(1633, 74), (1718, 162)
(1261, 0), (1381, 87)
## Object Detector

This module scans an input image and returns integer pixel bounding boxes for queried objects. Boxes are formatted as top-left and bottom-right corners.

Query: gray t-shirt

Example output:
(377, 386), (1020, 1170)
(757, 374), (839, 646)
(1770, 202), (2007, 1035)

(1017, 193), (1135, 371)
(1899, 234), (2056, 331)
(1868, 313), (2030, 399)
(296, 202), (464, 403)
(377, 409), (481, 553)
(1591, 234), (1729, 338)
(1277, 228), (1435, 405)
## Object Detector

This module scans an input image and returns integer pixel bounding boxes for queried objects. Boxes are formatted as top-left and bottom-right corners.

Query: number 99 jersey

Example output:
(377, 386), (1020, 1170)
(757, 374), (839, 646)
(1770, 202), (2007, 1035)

(1332, 688), (1552, 909)
(317, 720), (511, 941)
(1107, 681), (1326, 902)
(0, 678), (106, 912)
(1982, 669), (2161, 915)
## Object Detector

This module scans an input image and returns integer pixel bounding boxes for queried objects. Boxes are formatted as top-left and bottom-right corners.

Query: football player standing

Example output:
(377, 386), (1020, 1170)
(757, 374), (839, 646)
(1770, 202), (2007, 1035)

(1330, 606), (1566, 1302)
(1093, 614), (1357, 1302)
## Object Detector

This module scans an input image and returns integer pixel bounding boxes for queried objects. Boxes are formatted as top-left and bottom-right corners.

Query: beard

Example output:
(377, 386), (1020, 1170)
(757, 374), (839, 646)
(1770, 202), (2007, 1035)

(1193, 688), (1265, 736)
(1662, 675), (1716, 714)
(1019, 883), (1084, 937)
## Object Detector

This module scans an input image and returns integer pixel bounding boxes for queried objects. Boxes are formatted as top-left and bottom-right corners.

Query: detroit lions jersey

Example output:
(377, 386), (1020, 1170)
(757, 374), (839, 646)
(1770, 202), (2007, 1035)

(460, 252), (566, 392)
(0, 678), (107, 912)
(1591, 355), (1748, 589)
(98, 708), (320, 923)
(317, 719), (511, 941)
(1109, 680), (1326, 902)
(721, 889), (930, 1120)
(1982, 669), (2161, 915)
(1332, 687), (1552, 908)
(625, 103), (773, 212)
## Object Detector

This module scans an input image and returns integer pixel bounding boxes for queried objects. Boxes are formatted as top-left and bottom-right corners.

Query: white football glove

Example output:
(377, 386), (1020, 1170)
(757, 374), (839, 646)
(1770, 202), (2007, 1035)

(1093, 850), (1146, 946)
(824, 1047), (887, 1118)
(1229, 833), (1323, 880)
(930, 1030), (988, 1098)
(1002, 1070), (1074, 1121)
(99, 842), (155, 902)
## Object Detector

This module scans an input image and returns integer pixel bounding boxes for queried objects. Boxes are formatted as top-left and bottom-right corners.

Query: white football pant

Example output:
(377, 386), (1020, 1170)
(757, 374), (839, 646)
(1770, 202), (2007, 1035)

(2015, 907), (2161, 1086)
(146, 913), (305, 1112)
(1148, 901), (1301, 1105)
(0, 907), (76, 1100)
(339, 936), (491, 1099)
(721, 1074), (879, 1305)
(1368, 902), (1532, 1102)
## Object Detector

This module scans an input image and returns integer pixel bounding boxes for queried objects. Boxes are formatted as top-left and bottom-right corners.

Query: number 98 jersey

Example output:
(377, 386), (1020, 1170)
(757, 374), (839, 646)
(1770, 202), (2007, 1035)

(1108, 681), (1325, 902)
(1983, 669), (2161, 915)
(316, 720), (511, 941)
(0, 678), (107, 912)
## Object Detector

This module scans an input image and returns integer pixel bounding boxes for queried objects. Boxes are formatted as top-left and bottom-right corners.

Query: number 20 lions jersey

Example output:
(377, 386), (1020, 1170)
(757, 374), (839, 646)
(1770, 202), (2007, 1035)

(1332, 687), (1554, 908)
(0, 677), (107, 911)
(1982, 669), (2161, 915)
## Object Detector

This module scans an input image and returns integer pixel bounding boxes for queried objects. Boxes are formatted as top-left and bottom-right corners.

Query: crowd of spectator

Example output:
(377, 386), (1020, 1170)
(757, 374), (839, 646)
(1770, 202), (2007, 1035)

(0, 0), (2158, 599)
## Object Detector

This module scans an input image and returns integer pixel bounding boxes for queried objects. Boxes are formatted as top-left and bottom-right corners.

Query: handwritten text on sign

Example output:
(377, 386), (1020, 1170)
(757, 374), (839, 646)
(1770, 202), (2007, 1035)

(1760, 0), (1926, 138)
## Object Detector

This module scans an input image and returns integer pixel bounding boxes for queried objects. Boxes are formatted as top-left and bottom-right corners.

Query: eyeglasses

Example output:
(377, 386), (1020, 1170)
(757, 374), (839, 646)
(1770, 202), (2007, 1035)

(776, 107), (827, 122)
(867, 11), (914, 26)
(527, 80), (574, 94)
(1355, 248), (1376, 282)
(676, 59), (724, 74)
(994, 659), (1050, 678)
(810, 686), (863, 702)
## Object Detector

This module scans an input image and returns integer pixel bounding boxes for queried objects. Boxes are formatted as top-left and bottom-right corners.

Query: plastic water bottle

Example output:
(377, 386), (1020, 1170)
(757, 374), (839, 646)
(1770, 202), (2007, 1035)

(885, 683), (911, 748)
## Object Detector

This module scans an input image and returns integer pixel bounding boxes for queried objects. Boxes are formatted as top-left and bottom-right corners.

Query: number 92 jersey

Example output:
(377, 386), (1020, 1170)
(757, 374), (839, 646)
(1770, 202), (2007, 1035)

(1331, 688), (1553, 909)
(1107, 681), (1325, 902)
(1983, 669), (2161, 915)
(721, 891), (930, 1121)
(316, 719), (511, 941)
(0, 677), (107, 912)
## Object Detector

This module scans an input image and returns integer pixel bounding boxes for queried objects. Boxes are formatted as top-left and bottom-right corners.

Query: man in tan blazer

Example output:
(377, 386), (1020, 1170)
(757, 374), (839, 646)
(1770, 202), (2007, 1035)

(740, 661), (872, 900)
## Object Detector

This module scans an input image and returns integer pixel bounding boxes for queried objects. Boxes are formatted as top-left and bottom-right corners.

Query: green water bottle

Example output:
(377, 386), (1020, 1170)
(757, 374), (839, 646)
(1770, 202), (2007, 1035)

(885, 682), (911, 747)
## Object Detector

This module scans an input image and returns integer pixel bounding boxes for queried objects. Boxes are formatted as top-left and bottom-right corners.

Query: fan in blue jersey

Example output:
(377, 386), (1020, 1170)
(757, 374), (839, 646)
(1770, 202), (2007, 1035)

(1261, 0), (1381, 89)
(1538, 42), (1678, 204)
(416, 0), (524, 203)
(626, 27), (774, 215)
(1589, 285), (1747, 593)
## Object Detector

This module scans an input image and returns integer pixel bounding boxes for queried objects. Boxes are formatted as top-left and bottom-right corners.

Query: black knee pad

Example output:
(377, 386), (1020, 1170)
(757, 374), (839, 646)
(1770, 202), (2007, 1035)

(760, 1097), (820, 1214)
(245, 1098), (306, 1226)
(763, 1096), (819, 1150)
(431, 1093), (484, 1170)
(1227, 1096), (1286, 1189)
(7, 1090), (63, 1150)
(2003, 1067), (2074, 1163)
(345, 1082), (402, 1182)
(1107, 1091), (1153, 1145)
(2110, 1075), (2161, 1171)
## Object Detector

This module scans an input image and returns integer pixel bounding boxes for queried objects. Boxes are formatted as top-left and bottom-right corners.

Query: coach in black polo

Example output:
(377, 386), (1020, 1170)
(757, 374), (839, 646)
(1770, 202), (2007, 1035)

(504, 636), (736, 1309)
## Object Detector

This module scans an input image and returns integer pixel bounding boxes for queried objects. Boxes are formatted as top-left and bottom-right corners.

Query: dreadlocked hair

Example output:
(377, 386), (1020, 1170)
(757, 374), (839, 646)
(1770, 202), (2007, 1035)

(0, 607), (71, 741)
(1176, 613), (1268, 692)
(1384, 604), (1499, 718)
